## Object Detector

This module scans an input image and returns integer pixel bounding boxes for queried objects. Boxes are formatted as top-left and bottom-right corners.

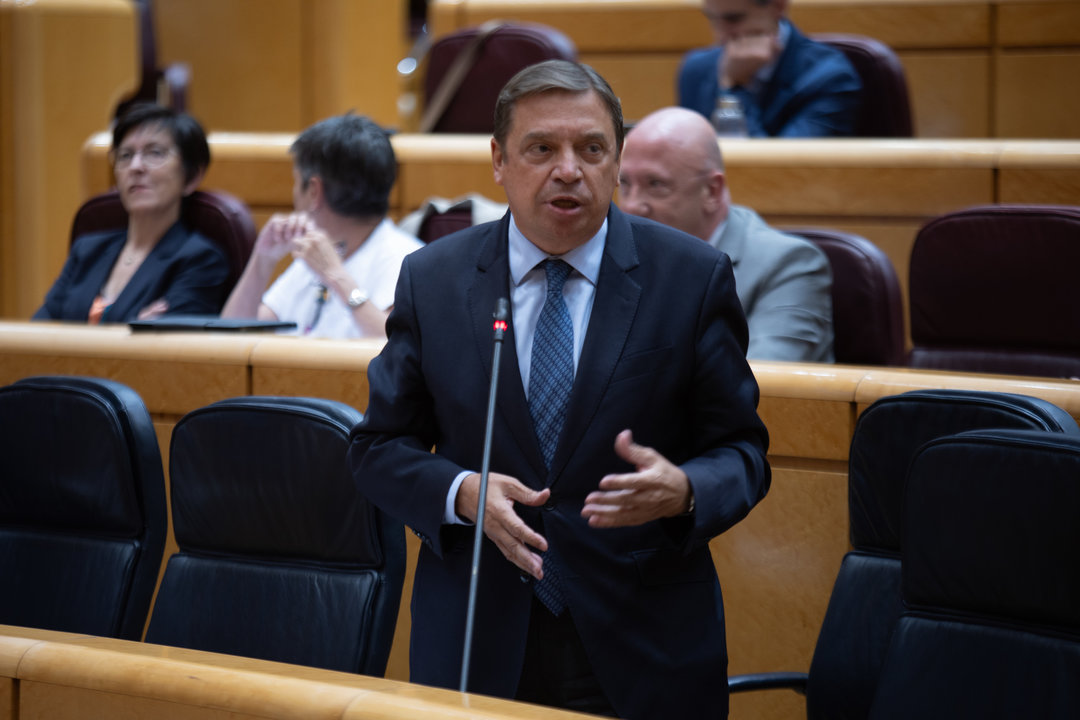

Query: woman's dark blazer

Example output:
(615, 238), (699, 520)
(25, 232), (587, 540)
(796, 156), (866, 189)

(34, 221), (228, 323)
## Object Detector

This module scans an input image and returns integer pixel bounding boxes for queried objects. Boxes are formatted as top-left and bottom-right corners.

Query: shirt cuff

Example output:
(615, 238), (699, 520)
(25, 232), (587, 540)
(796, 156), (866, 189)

(444, 470), (475, 525)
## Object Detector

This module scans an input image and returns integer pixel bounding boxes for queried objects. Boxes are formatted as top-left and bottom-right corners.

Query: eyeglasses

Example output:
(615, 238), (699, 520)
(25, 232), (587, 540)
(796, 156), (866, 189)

(113, 144), (175, 169)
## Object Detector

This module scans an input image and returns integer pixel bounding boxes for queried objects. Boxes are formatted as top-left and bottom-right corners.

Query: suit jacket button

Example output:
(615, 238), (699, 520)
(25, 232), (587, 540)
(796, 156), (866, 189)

(543, 500), (555, 511)
(519, 573), (530, 583)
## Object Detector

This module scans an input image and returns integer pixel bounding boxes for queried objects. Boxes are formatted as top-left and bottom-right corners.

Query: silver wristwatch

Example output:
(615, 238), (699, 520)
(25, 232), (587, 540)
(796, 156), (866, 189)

(347, 287), (368, 309)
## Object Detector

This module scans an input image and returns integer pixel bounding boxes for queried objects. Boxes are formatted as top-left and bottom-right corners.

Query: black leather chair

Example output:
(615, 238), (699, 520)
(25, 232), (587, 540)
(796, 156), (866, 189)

(869, 429), (1080, 720)
(0, 375), (166, 640)
(908, 204), (1080, 379)
(145, 397), (405, 676)
(729, 389), (1080, 720)
(421, 21), (577, 133)
(785, 227), (906, 366)
(812, 33), (913, 137)
(71, 189), (256, 296)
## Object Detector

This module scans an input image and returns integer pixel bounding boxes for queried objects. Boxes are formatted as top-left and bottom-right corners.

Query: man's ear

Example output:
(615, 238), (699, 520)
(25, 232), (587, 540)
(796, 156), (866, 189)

(182, 168), (205, 197)
(305, 174), (325, 211)
(491, 138), (505, 187)
(702, 171), (727, 213)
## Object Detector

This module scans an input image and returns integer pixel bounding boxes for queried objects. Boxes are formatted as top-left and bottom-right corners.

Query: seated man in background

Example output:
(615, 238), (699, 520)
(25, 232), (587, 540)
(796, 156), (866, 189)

(221, 114), (422, 338)
(619, 106), (834, 362)
(678, 0), (860, 137)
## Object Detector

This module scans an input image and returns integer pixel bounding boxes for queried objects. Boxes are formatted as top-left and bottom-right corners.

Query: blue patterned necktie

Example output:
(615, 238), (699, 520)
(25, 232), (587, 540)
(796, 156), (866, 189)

(528, 258), (573, 616)
(529, 259), (574, 469)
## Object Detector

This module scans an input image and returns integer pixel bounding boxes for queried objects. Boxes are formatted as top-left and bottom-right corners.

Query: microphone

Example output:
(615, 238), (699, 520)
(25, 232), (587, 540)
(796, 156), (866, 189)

(460, 297), (510, 693)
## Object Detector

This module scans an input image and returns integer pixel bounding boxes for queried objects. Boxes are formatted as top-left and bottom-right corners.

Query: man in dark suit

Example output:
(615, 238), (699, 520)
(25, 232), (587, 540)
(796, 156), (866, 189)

(349, 60), (770, 719)
(678, 0), (861, 137)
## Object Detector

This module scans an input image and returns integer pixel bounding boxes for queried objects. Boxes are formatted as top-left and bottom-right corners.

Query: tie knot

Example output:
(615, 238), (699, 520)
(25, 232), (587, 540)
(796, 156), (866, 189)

(543, 259), (573, 296)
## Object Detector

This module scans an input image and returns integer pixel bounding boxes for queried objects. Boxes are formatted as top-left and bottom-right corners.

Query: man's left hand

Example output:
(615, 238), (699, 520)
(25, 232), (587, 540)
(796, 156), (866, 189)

(581, 429), (694, 527)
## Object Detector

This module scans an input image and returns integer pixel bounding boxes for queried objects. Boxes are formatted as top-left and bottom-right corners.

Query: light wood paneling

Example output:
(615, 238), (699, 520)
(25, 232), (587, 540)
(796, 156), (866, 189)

(156, 0), (304, 132)
(995, 51), (1080, 138)
(996, 0), (1080, 46)
(789, 0), (992, 48)
(0, 0), (137, 320)
(717, 463), (848, 720)
(588, 54), (683, 123)
(154, 0), (404, 132)
(902, 51), (992, 138)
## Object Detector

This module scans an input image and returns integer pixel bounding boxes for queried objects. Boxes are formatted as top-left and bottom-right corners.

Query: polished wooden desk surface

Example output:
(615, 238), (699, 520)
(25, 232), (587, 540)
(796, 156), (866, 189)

(0, 625), (596, 720)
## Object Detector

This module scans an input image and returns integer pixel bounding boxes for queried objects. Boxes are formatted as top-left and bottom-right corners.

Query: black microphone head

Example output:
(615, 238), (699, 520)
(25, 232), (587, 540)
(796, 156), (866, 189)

(493, 298), (509, 322)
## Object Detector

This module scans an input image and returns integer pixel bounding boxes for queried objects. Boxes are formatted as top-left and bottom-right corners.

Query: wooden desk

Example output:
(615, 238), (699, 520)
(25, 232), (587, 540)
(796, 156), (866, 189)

(428, 0), (1080, 139)
(4, 322), (1080, 720)
(0, 625), (594, 720)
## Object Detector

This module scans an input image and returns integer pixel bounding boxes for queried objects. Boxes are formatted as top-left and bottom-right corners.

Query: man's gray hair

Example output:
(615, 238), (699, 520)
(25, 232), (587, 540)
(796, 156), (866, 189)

(493, 60), (624, 155)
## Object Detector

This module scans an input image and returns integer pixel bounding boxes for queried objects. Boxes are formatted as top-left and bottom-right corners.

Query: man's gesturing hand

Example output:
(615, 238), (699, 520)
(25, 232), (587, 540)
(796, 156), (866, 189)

(456, 472), (551, 580)
(581, 429), (694, 528)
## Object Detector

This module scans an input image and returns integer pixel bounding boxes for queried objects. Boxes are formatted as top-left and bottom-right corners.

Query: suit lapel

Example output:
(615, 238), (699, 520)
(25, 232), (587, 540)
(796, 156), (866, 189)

(107, 221), (185, 320)
(468, 214), (548, 484)
(550, 206), (641, 482)
(72, 231), (125, 318)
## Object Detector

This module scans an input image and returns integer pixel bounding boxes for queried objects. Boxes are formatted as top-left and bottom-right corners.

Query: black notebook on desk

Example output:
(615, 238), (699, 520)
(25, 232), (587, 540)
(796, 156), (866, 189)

(128, 315), (297, 333)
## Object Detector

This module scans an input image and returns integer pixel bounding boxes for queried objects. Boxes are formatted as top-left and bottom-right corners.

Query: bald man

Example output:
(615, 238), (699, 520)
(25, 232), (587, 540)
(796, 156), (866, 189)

(619, 107), (834, 362)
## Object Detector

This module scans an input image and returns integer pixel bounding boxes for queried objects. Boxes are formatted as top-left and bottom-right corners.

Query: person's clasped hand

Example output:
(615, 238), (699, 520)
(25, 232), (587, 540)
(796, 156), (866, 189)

(719, 30), (781, 89)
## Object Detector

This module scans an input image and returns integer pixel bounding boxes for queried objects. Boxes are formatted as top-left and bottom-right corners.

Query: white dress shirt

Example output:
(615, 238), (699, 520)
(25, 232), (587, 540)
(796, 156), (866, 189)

(443, 214), (608, 523)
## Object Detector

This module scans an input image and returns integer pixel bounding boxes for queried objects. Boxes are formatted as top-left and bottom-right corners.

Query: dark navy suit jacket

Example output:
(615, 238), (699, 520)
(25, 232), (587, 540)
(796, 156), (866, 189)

(349, 205), (770, 719)
(678, 21), (861, 137)
(34, 222), (228, 323)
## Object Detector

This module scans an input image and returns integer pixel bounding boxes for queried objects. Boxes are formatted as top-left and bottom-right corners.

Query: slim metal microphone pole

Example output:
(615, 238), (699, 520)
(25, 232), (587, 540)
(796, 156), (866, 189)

(460, 298), (510, 693)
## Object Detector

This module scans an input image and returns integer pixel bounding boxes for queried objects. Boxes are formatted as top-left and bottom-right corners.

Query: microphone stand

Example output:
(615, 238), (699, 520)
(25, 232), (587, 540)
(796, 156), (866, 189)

(460, 298), (510, 693)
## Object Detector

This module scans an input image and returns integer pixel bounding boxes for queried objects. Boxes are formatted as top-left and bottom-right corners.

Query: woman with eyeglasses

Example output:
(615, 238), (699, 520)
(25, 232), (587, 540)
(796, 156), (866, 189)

(34, 103), (228, 323)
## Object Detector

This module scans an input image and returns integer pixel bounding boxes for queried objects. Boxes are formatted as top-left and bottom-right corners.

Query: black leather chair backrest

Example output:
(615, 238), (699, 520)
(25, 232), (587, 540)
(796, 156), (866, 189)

(0, 375), (166, 640)
(803, 390), (1080, 720)
(785, 227), (905, 366)
(869, 429), (1080, 720)
(812, 33), (913, 138)
(71, 189), (256, 296)
(146, 396), (405, 676)
(908, 204), (1080, 379)
(423, 22), (577, 133)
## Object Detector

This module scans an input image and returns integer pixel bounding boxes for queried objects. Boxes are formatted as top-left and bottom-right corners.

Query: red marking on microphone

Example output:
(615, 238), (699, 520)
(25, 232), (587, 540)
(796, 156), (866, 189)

(493, 320), (508, 332)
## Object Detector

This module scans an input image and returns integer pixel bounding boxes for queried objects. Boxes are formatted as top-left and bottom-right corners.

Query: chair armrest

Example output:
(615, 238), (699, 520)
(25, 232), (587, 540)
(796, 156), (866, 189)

(728, 672), (808, 695)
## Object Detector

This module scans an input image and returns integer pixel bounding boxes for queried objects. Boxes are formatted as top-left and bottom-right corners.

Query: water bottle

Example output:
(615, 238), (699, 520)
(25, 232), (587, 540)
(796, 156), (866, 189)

(711, 95), (748, 138)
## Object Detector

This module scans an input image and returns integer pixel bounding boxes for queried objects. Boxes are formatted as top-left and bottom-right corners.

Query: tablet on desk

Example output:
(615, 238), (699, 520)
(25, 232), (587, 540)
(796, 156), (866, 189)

(128, 315), (297, 333)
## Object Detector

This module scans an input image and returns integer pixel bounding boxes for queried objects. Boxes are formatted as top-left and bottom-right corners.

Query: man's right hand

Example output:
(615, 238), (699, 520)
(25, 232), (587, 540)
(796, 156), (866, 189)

(719, 31), (781, 89)
(455, 472), (551, 580)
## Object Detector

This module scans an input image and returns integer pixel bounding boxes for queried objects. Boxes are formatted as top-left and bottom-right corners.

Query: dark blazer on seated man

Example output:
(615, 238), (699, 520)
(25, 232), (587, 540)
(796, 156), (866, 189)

(678, 19), (861, 137)
(34, 224), (228, 323)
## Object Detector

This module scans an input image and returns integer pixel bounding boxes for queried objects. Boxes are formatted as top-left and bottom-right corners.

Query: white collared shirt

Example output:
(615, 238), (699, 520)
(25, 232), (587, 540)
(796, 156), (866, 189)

(443, 213), (609, 524)
(506, 214), (606, 393)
